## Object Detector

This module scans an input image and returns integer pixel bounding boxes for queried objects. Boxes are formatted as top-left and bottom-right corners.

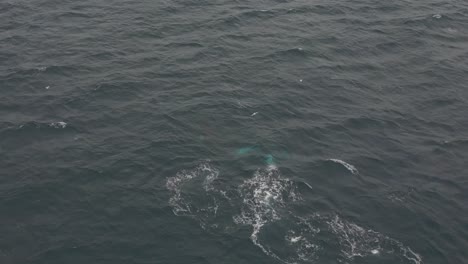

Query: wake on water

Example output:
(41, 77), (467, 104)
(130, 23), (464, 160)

(166, 161), (422, 264)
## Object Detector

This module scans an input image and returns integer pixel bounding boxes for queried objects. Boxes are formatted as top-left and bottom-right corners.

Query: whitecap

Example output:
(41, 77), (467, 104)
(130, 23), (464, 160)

(289, 235), (302, 243)
(49, 121), (67, 128)
(328, 159), (358, 174)
(444, 27), (457, 33)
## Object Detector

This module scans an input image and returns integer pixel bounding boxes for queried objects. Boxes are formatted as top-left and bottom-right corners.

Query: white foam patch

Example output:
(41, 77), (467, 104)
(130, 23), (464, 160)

(327, 215), (422, 264)
(235, 166), (299, 225)
(328, 159), (358, 174)
(166, 162), (234, 231)
(167, 162), (422, 264)
(233, 167), (320, 263)
(288, 235), (302, 243)
(283, 217), (321, 262)
(49, 121), (67, 128)
(166, 162), (219, 216)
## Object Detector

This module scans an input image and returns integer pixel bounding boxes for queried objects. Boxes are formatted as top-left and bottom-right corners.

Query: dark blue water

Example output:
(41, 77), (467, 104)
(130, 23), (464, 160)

(1, 0), (468, 263)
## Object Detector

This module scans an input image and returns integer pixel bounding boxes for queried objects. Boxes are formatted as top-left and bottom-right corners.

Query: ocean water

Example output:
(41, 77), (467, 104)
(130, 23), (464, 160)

(1, 0), (468, 263)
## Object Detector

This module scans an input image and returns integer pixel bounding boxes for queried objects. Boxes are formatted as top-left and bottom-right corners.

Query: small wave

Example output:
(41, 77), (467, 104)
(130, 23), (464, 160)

(16, 121), (67, 129)
(387, 187), (417, 203)
(328, 159), (358, 174)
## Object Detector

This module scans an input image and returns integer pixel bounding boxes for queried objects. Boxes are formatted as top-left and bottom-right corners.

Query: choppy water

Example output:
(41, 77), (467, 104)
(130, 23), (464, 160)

(1, 0), (468, 263)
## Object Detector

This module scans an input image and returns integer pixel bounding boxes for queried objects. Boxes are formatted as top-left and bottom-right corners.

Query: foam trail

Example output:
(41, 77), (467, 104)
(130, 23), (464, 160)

(327, 215), (422, 264)
(166, 162), (220, 215)
(328, 159), (358, 174)
(166, 162), (237, 231)
(234, 165), (303, 263)
(167, 161), (423, 264)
